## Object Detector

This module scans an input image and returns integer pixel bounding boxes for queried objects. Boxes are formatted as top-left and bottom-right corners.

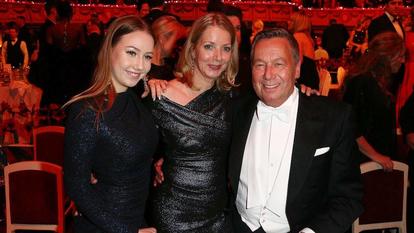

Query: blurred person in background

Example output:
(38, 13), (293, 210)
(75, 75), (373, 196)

(46, 0), (85, 105)
(137, 0), (150, 18)
(144, 0), (180, 25)
(148, 15), (186, 81)
(396, 7), (414, 128)
(250, 19), (264, 44)
(289, 11), (319, 90)
(223, 4), (253, 96)
(343, 32), (405, 171)
(369, 0), (406, 99)
(16, 16), (35, 58)
(347, 16), (371, 60)
(1, 24), (29, 70)
(27, 1), (57, 101)
(322, 18), (349, 60)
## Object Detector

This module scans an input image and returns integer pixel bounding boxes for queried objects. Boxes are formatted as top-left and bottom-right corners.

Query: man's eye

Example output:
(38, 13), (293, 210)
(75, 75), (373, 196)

(254, 63), (265, 69)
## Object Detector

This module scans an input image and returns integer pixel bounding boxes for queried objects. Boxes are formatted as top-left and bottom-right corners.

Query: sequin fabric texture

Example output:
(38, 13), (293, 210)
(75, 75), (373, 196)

(150, 87), (233, 233)
(64, 90), (159, 233)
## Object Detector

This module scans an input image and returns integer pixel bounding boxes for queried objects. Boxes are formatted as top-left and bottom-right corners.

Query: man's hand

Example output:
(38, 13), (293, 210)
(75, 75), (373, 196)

(91, 173), (98, 184)
(153, 158), (164, 187)
(138, 227), (157, 233)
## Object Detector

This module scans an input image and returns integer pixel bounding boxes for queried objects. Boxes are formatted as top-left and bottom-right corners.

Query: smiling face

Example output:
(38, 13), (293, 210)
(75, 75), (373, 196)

(110, 30), (154, 93)
(192, 25), (232, 84)
(252, 37), (301, 107)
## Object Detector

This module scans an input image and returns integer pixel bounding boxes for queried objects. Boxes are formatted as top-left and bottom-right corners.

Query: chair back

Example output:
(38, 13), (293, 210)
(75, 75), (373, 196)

(4, 161), (64, 233)
(352, 161), (408, 233)
(33, 126), (65, 166)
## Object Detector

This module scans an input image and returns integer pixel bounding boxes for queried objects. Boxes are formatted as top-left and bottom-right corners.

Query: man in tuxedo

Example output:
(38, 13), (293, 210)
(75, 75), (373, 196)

(228, 28), (364, 233)
(368, 0), (405, 41)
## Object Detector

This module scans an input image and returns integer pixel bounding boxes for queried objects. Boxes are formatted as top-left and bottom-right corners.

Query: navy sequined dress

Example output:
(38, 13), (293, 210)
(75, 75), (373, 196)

(150, 87), (232, 233)
(64, 89), (158, 233)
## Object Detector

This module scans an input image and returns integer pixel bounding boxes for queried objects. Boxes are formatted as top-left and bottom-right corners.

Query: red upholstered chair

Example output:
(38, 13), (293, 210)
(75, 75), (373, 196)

(4, 161), (64, 233)
(32, 126), (76, 216)
(352, 161), (408, 233)
(33, 126), (65, 167)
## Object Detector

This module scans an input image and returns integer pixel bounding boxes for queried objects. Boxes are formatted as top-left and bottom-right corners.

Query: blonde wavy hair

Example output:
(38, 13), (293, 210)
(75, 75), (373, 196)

(175, 13), (238, 91)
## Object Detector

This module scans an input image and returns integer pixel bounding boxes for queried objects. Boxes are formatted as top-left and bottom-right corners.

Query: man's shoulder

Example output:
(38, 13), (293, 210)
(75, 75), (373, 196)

(231, 92), (257, 107)
(301, 94), (351, 114)
(371, 13), (388, 24)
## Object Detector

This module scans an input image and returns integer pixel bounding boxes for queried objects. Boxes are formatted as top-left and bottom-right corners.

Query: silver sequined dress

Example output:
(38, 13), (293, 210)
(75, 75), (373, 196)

(150, 87), (232, 233)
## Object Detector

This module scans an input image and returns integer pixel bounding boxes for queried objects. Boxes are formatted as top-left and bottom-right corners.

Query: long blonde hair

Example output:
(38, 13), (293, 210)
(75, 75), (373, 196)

(64, 15), (153, 113)
(175, 13), (238, 91)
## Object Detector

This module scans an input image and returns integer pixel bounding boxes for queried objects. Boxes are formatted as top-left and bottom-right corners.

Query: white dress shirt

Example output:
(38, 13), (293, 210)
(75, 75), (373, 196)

(236, 88), (315, 233)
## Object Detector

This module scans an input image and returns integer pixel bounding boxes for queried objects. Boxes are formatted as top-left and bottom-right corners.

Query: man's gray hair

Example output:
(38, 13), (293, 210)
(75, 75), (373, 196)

(250, 28), (300, 65)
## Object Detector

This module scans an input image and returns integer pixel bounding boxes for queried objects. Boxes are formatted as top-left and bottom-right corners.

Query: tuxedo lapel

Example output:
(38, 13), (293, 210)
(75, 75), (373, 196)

(286, 95), (324, 205)
(229, 95), (258, 193)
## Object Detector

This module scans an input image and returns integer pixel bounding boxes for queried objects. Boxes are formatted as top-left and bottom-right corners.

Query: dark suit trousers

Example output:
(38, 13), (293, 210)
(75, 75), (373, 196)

(231, 206), (266, 233)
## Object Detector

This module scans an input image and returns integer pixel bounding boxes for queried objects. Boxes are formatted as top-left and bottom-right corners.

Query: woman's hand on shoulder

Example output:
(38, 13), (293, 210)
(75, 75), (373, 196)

(153, 158), (164, 187)
(145, 79), (168, 100)
(300, 84), (320, 96)
(138, 227), (157, 233)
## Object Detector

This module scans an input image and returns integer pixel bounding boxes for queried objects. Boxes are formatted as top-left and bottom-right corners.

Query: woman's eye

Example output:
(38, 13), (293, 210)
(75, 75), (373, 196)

(204, 44), (213, 50)
(145, 55), (153, 61)
(223, 46), (232, 52)
(126, 50), (136, 56)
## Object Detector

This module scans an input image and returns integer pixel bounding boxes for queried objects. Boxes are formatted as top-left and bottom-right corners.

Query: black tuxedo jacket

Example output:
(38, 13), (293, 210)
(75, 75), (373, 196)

(228, 93), (364, 233)
(368, 13), (404, 42)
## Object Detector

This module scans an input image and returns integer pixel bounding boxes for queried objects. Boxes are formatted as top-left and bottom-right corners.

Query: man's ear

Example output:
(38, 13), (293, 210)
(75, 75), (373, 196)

(295, 60), (301, 79)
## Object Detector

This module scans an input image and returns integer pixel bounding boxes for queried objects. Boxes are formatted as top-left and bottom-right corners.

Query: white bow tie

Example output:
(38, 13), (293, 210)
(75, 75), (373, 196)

(256, 104), (290, 123)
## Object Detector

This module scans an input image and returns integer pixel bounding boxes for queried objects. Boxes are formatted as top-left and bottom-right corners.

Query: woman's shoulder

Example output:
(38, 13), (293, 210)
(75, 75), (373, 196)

(65, 99), (96, 121)
(161, 79), (184, 99)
